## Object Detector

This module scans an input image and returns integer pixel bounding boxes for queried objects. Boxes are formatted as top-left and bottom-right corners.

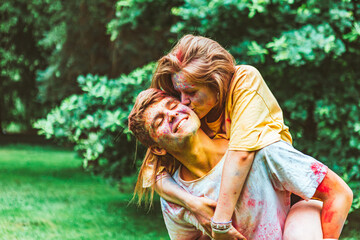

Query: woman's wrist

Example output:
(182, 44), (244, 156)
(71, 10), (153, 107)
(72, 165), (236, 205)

(211, 218), (232, 233)
(212, 207), (233, 223)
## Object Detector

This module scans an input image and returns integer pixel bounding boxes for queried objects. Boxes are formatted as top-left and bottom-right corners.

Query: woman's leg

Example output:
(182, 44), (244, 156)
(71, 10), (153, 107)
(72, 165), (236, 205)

(283, 199), (323, 240)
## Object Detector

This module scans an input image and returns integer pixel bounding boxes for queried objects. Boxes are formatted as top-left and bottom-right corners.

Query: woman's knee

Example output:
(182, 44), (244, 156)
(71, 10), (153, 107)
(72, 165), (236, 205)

(283, 199), (323, 240)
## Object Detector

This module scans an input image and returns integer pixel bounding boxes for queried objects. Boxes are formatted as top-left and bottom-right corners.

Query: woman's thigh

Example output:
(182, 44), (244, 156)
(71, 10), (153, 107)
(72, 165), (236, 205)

(283, 199), (323, 240)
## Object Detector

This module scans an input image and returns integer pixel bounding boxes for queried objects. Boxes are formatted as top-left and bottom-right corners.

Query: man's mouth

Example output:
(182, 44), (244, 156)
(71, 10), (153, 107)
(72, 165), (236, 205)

(174, 117), (187, 133)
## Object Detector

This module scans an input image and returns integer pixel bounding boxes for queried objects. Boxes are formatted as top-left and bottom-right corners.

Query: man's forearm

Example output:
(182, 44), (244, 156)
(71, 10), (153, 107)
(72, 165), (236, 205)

(212, 150), (255, 222)
(155, 173), (194, 209)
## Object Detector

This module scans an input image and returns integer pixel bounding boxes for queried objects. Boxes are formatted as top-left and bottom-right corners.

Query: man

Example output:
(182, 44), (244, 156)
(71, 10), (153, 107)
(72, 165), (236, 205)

(128, 88), (353, 240)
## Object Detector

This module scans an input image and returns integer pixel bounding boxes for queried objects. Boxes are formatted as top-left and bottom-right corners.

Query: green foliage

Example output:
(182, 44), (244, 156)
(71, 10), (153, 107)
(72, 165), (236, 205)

(17, 0), (359, 212)
(36, 0), (117, 107)
(1, 0), (181, 131)
(34, 63), (155, 179)
(106, 0), (182, 72)
(169, 0), (360, 210)
(0, 0), (56, 130)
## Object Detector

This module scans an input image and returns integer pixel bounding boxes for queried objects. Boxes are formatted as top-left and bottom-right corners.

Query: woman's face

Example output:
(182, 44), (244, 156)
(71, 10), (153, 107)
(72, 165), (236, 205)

(171, 71), (217, 119)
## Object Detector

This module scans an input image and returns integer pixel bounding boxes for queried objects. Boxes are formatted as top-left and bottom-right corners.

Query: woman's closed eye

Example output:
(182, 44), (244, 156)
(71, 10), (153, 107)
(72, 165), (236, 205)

(184, 90), (197, 96)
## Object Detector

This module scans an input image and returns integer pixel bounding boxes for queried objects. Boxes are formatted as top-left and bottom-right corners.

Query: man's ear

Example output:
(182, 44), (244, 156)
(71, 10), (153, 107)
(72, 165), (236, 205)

(150, 146), (167, 156)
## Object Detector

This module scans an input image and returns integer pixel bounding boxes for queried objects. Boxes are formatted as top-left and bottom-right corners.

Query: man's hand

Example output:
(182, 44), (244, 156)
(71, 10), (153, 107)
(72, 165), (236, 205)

(212, 226), (247, 240)
(186, 196), (217, 235)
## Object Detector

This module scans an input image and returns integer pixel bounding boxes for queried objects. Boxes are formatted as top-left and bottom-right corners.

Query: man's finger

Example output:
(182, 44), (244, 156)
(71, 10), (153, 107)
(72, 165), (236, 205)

(203, 197), (217, 207)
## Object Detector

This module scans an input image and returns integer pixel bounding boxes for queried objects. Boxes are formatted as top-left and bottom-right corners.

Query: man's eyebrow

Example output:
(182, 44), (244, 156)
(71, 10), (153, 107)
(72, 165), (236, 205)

(165, 98), (176, 109)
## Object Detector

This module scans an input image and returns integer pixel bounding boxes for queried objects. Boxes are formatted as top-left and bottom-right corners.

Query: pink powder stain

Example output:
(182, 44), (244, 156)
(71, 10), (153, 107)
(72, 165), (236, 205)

(167, 202), (182, 211)
(311, 162), (326, 184)
(258, 200), (264, 206)
(226, 118), (231, 123)
(247, 199), (256, 207)
(176, 50), (183, 62)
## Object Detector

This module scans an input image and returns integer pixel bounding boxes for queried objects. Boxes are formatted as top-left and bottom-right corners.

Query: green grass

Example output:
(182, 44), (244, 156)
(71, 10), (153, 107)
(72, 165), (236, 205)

(0, 144), (169, 240)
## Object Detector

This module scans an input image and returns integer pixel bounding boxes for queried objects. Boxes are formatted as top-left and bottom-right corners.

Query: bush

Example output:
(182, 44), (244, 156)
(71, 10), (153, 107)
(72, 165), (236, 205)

(34, 0), (360, 212)
(34, 63), (155, 180)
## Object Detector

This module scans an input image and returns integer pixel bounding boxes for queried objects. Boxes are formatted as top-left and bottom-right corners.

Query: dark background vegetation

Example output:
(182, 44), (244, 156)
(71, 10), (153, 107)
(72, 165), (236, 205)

(1, 0), (360, 224)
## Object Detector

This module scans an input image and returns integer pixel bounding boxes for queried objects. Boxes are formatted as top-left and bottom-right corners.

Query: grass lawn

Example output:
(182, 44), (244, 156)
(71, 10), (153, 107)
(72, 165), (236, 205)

(0, 144), (169, 240)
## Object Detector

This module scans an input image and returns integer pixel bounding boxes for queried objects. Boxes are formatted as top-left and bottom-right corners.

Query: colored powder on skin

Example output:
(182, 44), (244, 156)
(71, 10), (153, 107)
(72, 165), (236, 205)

(323, 198), (335, 223)
(324, 210), (335, 223)
(317, 182), (331, 194)
(172, 72), (194, 91)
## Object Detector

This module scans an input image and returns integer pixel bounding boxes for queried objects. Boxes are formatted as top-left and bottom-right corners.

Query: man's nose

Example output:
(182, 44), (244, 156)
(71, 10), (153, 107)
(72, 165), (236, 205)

(181, 94), (191, 106)
(167, 110), (178, 123)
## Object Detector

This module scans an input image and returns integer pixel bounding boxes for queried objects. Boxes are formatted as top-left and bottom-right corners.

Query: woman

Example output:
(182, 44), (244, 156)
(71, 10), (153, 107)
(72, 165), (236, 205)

(142, 35), (337, 239)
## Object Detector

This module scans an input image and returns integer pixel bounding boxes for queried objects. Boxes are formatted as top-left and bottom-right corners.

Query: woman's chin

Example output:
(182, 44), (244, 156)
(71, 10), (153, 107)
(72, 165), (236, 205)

(196, 111), (206, 119)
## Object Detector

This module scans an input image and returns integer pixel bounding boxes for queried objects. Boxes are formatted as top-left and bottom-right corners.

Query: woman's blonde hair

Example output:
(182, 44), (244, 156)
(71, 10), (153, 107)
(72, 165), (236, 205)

(128, 88), (180, 206)
(151, 34), (236, 117)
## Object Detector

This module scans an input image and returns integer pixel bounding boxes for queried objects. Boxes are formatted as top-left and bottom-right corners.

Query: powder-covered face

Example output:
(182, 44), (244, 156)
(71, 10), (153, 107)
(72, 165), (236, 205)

(172, 71), (217, 119)
(143, 97), (200, 152)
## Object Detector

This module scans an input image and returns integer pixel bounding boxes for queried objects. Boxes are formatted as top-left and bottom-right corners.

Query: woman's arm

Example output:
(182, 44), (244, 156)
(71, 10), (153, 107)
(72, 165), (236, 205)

(313, 169), (353, 239)
(211, 150), (255, 240)
(155, 172), (217, 235)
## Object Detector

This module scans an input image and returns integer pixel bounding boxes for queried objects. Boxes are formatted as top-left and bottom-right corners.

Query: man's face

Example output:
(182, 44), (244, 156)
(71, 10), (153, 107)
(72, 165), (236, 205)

(143, 96), (200, 152)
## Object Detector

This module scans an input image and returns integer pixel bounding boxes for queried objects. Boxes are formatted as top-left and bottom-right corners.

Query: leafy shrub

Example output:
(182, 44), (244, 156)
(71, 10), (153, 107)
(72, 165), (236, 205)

(34, 0), (360, 212)
(34, 63), (155, 180)
(169, 0), (360, 211)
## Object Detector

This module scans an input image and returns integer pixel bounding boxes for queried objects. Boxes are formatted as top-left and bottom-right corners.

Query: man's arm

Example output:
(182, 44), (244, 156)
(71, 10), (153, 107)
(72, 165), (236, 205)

(313, 168), (353, 239)
(155, 173), (217, 235)
(212, 150), (255, 240)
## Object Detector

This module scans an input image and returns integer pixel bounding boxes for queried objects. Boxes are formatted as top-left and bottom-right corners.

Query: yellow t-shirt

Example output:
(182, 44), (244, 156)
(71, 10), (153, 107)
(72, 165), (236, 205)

(205, 65), (292, 151)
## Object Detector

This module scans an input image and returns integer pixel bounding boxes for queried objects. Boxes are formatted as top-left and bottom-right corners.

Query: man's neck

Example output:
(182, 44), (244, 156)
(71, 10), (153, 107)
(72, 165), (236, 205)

(170, 130), (228, 181)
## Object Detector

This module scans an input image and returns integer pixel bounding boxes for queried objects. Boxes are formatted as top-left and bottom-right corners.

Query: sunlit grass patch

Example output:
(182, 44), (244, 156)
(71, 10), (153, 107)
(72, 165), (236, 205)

(0, 144), (168, 240)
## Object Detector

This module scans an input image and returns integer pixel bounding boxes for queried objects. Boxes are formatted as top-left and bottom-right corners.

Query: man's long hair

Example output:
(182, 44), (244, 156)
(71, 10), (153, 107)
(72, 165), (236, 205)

(128, 88), (180, 206)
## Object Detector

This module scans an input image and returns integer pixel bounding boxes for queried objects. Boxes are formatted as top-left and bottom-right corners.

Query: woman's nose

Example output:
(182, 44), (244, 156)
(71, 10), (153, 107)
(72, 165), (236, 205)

(181, 94), (191, 106)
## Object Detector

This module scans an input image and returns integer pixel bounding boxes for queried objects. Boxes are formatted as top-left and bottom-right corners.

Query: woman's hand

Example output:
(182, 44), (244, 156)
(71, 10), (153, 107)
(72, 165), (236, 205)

(212, 226), (247, 240)
(186, 196), (217, 235)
